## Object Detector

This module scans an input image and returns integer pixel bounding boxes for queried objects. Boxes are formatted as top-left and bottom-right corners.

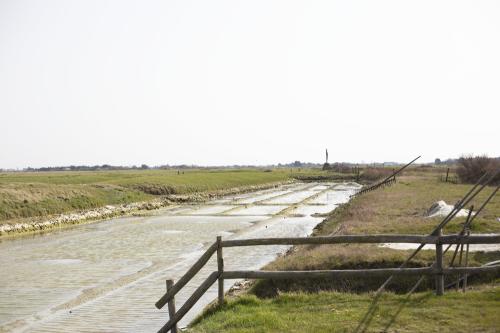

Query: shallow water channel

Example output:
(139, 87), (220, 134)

(0, 182), (360, 332)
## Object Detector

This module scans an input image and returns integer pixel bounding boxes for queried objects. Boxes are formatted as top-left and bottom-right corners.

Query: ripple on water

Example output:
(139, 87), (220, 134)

(161, 230), (185, 234)
(0, 182), (361, 332)
(36, 259), (83, 265)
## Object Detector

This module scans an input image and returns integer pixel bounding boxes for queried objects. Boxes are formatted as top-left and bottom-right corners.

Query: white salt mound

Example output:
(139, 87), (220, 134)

(426, 200), (470, 218)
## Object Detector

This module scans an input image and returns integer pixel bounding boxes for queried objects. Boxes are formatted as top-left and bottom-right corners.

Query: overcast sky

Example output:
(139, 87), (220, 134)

(1, 0), (499, 168)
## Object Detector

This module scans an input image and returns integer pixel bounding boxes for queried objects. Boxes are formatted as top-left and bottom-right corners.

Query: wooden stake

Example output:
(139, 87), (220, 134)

(456, 243), (464, 291)
(435, 228), (444, 296)
(217, 236), (224, 305)
(166, 280), (178, 333)
(463, 230), (470, 292)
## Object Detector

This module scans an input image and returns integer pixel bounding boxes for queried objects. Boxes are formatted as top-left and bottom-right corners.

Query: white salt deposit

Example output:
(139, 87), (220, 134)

(426, 200), (471, 218)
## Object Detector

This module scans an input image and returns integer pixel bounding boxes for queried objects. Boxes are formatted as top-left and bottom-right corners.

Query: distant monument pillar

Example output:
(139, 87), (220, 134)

(322, 148), (331, 170)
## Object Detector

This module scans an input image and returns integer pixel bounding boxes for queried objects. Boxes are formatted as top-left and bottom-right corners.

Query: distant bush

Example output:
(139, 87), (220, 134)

(326, 163), (354, 174)
(457, 155), (500, 184)
(361, 167), (394, 181)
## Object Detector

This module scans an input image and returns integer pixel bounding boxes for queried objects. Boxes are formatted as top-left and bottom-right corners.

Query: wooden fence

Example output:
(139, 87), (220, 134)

(353, 175), (396, 196)
(352, 156), (421, 197)
(440, 174), (459, 184)
(154, 232), (500, 333)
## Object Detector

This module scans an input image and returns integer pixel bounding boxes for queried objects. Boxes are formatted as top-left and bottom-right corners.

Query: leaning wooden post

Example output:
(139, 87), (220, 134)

(435, 228), (444, 296)
(166, 279), (178, 333)
(216, 236), (224, 305)
(445, 168), (450, 182)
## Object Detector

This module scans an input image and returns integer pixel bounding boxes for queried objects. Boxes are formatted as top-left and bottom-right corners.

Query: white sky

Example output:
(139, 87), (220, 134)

(1, 0), (499, 168)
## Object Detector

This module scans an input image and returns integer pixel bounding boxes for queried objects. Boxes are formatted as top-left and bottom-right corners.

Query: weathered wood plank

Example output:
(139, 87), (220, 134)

(441, 234), (500, 244)
(221, 235), (436, 247)
(220, 234), (500, 247)
(443, 265), (500, 274)
(156, 241), (218, 309)
(222, 268), (435, 279)
(222, 265), (500, 280)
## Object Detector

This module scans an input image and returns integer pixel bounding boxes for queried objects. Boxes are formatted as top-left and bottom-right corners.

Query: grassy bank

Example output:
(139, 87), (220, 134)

(191, 284), (500, 333)
(0, 169), (297, 222)
(0, 166), (369, 223)
(190, 171), (500, 332)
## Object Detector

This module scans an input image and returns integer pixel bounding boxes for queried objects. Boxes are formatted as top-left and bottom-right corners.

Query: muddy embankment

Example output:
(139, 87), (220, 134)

(0, 181), (293, 237)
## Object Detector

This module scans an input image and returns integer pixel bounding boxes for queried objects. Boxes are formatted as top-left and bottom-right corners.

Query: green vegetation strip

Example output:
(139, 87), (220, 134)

(190, 285), (500, 333)
(0, 169), (301, 221)
(0, 168), (362, 222)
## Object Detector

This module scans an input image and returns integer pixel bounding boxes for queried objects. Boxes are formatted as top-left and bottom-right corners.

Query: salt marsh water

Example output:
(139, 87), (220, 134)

(0, 182), (360, 332)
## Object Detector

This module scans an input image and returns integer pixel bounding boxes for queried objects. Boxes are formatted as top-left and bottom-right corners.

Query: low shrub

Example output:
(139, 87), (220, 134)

(361, 167), (394, 181)
(457, 155), (500, 184)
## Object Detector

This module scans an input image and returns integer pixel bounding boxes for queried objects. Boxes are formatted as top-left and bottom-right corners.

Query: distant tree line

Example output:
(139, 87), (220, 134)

(434, 158), (459, 165)
(434, 156), (500, 166)
(1, 156), (497, 173)
(23, 164), (151, 172)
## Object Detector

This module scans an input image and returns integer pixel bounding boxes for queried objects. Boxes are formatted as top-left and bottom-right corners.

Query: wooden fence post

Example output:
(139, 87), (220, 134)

(463, 230), (470, 292)
(166, 280), (178, 333)
(217, 236), (224, 305)
(445, 168), (450, 182)
(435, 228), (444, 296)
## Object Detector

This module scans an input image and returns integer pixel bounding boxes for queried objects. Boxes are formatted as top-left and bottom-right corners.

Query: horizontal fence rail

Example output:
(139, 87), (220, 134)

(155, 233), (500, 333)
(220, 234), (500, 247)
(222, 266), (500, 280)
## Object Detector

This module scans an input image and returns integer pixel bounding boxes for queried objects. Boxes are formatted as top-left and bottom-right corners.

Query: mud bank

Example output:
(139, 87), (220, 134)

(0, 181), (292, 237)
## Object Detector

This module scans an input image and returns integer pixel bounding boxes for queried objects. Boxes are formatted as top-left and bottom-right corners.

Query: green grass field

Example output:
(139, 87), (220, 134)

(0, 169), (298, 221)
(0, 167), (362, 222)
(190, 171), (500, 332)
(191, 285), (500, 333)
(0, 169), (291, 188)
